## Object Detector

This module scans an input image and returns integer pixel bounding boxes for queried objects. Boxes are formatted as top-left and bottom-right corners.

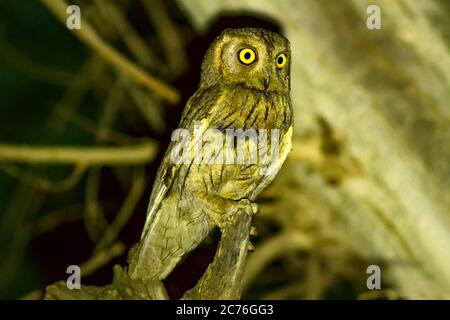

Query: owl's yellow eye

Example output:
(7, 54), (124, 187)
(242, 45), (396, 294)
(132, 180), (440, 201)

(238, 48), (257, 65)
(276, 53), (287, 68)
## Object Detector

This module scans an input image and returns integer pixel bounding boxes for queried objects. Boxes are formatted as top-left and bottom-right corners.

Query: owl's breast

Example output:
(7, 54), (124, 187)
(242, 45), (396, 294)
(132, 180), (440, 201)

(181, 85), (293, 201)
(187, 125), (292, 201)
(215, 163), (270, 200)
(208, 85), (292, 132)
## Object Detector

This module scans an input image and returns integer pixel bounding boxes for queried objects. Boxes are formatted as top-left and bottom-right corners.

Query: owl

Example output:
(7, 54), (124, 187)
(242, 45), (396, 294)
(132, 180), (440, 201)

(128, 28), (293, 281)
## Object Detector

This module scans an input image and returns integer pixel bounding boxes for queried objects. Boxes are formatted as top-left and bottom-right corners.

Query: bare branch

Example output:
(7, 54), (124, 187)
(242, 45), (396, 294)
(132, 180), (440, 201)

(0, 142), (157, 166)
(183, 209), (254, 300)
(41, 0), (180, 105)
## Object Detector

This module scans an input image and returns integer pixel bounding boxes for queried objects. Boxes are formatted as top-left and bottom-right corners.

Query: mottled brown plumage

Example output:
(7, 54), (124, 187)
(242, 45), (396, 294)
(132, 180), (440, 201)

(128, 28), (293, 281)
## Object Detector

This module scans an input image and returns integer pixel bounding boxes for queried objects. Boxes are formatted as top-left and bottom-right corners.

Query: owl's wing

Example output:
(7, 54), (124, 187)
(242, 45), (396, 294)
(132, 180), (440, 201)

(248, 126), (293, 201)
(140, 86), (222, 239)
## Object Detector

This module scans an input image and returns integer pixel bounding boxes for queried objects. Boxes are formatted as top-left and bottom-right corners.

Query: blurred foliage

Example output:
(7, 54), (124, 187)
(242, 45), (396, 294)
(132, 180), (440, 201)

(0, 0), (449, 299)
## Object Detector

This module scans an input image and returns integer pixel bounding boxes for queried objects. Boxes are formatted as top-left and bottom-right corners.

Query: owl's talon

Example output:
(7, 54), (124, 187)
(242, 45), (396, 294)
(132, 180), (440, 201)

(218, 212), (235, 229)
(237, 199), (258, 216)
(205, 197), (258, 230)
(251, 203), (259, 215)
(250, 226), (258, 237)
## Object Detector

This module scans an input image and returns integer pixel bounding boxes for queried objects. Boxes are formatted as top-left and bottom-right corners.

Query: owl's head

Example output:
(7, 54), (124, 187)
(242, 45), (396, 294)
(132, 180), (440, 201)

(200, 28), (291, 93)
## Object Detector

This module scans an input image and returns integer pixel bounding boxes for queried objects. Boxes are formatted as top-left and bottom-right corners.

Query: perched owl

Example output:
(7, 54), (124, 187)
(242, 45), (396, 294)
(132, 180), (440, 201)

(128, 28), (293, 281)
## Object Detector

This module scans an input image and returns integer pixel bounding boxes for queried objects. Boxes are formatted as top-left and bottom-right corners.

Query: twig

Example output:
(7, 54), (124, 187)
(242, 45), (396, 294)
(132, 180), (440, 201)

(0, 59), (96, 294)
(242, 231), (312, 294)
(46, 56), (98, 132)
(84, 167), (108, 241)
(0, 189), (46, 295)
(54, 106), (133, 145)
(0, 142), (157, 166)
(0, 33), (72, 85)
(20, 289), (45, 300)
(0, 163), (86, 192)
(94, 166), (146, 252)
(142, 0), (187, 76)
(95, 0), (157, 69)
(45, 265), (167, 300)
(33, 204), (83, 236)
(358, 289), (401, 300)
(80, 242), (126, 277)
(41, 0), (180, 105)
(84, 75), (126, 241)
(126, 83), (166, 132)
(261, 281), (306, 300)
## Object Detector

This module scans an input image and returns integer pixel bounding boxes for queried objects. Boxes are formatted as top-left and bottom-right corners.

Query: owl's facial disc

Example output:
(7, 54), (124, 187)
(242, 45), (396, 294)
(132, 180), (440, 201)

(236, 47), (272, 90)
(224, 38), (289, 92)
(200, 28), (290, 92)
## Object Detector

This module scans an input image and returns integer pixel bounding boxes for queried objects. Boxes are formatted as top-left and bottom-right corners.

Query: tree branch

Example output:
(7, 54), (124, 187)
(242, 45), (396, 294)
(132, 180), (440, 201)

(0, 142), (157, 166)
(41, 0), (180, 105)
(183, 209), (254, 300)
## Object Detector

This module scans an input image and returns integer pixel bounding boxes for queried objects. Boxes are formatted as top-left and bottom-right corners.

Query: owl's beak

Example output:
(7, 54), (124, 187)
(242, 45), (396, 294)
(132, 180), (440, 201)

(263, 76), (271, 90)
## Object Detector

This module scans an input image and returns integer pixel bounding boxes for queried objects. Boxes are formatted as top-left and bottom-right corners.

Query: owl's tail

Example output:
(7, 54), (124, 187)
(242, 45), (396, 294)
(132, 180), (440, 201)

(128, 242), (182, 281)
(128, 210), (185, 281)
(128, 197), (212, 281)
